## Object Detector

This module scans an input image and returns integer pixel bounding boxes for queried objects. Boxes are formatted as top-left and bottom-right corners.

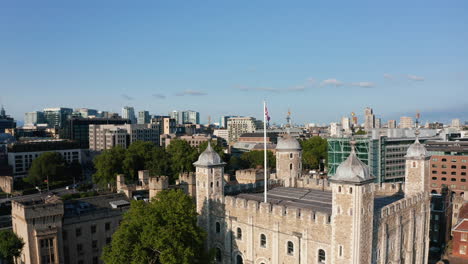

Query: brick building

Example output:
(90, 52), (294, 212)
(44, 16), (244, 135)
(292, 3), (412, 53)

(451, 202), (468, 260)
(429, 155), (468, 196)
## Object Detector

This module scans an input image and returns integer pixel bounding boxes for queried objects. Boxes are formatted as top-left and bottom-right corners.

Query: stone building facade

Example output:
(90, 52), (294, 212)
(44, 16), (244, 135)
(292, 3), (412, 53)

(193, 134), (431, 264)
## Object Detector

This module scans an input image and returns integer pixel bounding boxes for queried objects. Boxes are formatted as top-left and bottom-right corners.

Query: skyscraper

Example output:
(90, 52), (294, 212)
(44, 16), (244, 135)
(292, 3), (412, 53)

(364, 107), (375, 131)
(24, 111), (45, 126)
(184, 110), (200, 124)
(0, 106), (16, 133)
(122, 106), (136, 124)
(387, 120), (397, 129)
(43, 107), (73, 128)
(137, 111), (151, 124)
(341, 116), (351, 132)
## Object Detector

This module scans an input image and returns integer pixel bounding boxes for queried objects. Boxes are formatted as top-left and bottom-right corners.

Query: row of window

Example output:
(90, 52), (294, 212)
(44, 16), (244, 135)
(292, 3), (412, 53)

(432, 176), (467, 182)
(432, 164), (467, 169)
(432, 171), (467, 176)
(432, 158), (467, 163)
(215, 248), (326, 263)
(64, 222), (111, 239)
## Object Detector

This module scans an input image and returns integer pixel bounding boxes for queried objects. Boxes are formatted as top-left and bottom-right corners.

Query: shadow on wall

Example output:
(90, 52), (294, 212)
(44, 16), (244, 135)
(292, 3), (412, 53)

(200, 198), (242, 264)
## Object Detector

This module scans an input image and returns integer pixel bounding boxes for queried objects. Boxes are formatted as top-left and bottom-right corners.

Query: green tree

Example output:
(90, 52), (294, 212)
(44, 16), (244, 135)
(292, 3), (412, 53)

(102, 190), (211, 264)
(67, 160), (83, 182)
(166, 139), (198, 179)
(123, 141), (156, 182)
(148, 147), (171, 177)
(355, 129), (367, 135)
(92, 146), (126, 188)
(300, 136), (328, 170)
(240, 150), (276, 169)
(0, 230), (24, 264)
(27, 152), (67, 187)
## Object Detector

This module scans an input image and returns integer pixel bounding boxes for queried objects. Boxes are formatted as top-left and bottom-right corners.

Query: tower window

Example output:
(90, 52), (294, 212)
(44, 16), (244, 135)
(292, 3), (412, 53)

(349, 187), (352, 194)
(290, 153), (293, 159)
(237, 228), (242, 240)
(338, 186), (341, 193)
(215, 248), (222, 262)
(339, 245), (343, 257)
(287, 241), (294, 255)
(260, 234), (266, 248)
(290, 163), (293, 170)
(318, 249), (326, 262)
(215, 222), (220, 233)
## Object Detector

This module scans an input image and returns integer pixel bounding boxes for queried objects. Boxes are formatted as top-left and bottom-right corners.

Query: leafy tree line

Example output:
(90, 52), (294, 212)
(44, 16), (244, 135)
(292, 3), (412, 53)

(300, 136), (328, 170)
(0, 230), (24, 264)
(26, 152), (82, 187)
(92, 140), (225, 187)
(102, 189), (212, 264)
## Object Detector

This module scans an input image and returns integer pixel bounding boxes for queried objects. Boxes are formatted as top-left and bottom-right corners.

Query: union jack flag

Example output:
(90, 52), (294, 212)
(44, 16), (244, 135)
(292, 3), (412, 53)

(265, 104), (270, 122)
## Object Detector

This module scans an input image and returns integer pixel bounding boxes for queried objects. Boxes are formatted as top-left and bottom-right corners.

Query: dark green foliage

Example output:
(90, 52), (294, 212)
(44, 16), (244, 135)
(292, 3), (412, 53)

(355, 129), (367, 135)
(147, 147), (171, 178)
(0, 230), (24, 264)
(102, 190), (212, 264)
(92, 146), (126, 188)
(122, 141), (156, 182)
(240, 150), (276, 169)
(27, 152), (67, 186)
(300, 136), (328, 170)
(166, 139), (198, 178)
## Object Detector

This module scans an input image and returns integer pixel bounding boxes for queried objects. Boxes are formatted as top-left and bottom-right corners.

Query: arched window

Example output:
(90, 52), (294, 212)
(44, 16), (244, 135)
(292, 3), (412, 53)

(215, 248), (222, 262)
(290, 153), (293, 159)
(260, 234), (266, 247)
(216, 181), (219, 187)
(290, 163), (293, 170)
(431, 190), (437, 194)
(237, 228), (242, 240)
(338, 186), (341, 193)
(349, 187), (353, 194)
(287, 241), (294, 255)
(236, 255), (243, 264)
(215, 222), (221, 233)
(318, 249), (326, 262)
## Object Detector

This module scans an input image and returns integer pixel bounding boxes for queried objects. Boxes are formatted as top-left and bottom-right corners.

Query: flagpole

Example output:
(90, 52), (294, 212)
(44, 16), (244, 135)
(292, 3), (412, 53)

(263, 100), (268, 203)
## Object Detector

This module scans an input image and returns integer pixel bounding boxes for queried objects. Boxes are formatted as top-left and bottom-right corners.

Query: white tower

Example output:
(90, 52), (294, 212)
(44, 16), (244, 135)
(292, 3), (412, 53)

(330, 139), (375, 264)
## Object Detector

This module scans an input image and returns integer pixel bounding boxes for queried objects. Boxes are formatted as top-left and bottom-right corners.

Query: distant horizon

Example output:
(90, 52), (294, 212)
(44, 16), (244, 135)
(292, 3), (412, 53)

(1, 1), (467, 125)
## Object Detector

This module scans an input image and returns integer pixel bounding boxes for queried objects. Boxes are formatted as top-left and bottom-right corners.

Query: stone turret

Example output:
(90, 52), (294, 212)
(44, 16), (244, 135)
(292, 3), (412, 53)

(330, 139), (375, 264)
(275, 133), (302, 187)
(149, 176), (169, 200)
(404, 136), (431, 196)
(178, 172), (196, 198)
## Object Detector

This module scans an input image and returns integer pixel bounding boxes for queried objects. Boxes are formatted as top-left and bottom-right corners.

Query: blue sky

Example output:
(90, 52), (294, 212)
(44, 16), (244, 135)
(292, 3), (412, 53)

(1, 0), (467, 125)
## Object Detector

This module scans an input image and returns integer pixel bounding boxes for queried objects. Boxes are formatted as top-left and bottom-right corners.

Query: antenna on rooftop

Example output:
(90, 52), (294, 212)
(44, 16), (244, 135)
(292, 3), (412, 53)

(415, 111), (421, 140)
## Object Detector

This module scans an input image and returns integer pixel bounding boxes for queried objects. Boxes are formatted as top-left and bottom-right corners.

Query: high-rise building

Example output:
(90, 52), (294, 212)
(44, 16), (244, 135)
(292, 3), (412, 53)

(60, 117), (130, 148)
(137, 111), (151, 124)
(122, 106), (136, 124)
(75, 108), (98, 118)
(364, 107), (375, 131)
(89, 123), (160, 151)
(340, 116), (351, 132)
(151, 116), (176, 135)
(227, 117), (257, 143)
(329, 122), (342, 137)
(43, 107), (73, 128)
(220, 116), (233, 128)
(387, 120), (397, 128)
(169, 110), (181, 124)
(452, 118), (461, 129)
(399, 116), (414, 128)
(375, 118), (381, 129)
(24, 111), (45, 126)
(184, 110), (200, 124)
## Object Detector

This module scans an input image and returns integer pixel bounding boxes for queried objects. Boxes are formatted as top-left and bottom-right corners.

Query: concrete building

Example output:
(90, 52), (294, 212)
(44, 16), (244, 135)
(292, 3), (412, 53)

(43, 108), (73, 128)
(191, 134), (431, 264)
(227, 117), (257, 143)
(170, 110), (200, 125)
(213, 129), (229, 144)
(452, 118), (462, 129)
(7, 139), (82, 176)
(0, 106), (16, 133)
(375, 118), (381, 129)
(75, 108), (98, 118)
(151, 116), (177, 135)
(364, 107), (375, 131)
(399, 116), (414, 129)
(387, 120), (397, 129)
(61, 117), (130, 149)
(162, 134), (213, 148)
(137, 111), (150, 124)
(12, 193), (129, 264)
(25, 111), (45, 126)
(121, 106), (136, 124)
(341, 117), (351, 133)
(89, 124), (160, 151)
(220, 116), (234, 129)
(330, 122), (342, 137)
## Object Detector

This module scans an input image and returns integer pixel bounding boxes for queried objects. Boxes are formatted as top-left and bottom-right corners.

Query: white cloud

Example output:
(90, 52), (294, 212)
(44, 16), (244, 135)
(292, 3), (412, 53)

(152, 93), (166, 99)
(321, 79), (343, 87)
(121, 94), (133, 100)
(407, 75), (424, 81)
(383, 73), (393, 79)
(175, 90), (207, 96)
(287, 85), (306, 92)
(350, 82), (375, 88)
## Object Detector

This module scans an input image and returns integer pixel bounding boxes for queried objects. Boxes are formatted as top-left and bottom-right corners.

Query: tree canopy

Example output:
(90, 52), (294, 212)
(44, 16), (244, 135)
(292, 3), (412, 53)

(93, 146), (126, 187)
(239, 150), (276, 169)
(102, 190), (211, 264)
(300, 136), (328, 170)
(27, 152), (80, 187)
(0, 230), (24, 264)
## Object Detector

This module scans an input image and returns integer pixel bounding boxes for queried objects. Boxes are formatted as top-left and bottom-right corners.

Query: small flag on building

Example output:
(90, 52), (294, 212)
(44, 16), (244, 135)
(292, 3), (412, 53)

(265, 104), (270, 122)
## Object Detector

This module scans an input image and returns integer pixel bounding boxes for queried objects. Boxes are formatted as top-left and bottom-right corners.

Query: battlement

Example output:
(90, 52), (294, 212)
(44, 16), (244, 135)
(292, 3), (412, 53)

(236, 169), (263, 184)
(178, 172), (196, 185)
(138, 170), (150, 185)
(149, 176), (169, 190)
(224, 195), (331, 225)
(296, 176), (331, 191)
(374, 182), (404, 196)
(379, 192), (428, 219)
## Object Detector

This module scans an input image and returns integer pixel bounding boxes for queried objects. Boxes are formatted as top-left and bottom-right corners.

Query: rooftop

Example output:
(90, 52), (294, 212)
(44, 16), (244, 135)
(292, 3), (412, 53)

(235, 187), (332, 214)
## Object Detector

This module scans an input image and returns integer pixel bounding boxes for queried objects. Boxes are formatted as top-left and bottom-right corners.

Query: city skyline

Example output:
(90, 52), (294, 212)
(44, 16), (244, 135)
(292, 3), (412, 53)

(1, 1), (467, 124)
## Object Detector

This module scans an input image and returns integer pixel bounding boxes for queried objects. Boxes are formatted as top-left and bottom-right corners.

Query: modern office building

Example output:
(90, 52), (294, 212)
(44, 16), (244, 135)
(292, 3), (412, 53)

(60, 117), (130, 149)
(340, 116), (351, 132)
(329, 122), (342, 137)
(43, 108), (73, 128)
(227, 117), (258, 143)
(24, 111), (45, 126)
(169, 110), (200, 125)
(0, 106), (16, 133)
(151, 116), (176, 135)
(75, 108), (98, 118)
(89, 124), (160, 151)
(121, 106), (136, 124)
(12, 193), (129, 264)
(399, 116), (414, 129)
(213, 129), (229, 144)
(220, 116), (234, 129)
(7, 139), (82, 176)
(364, 107), (375, 131)
(137, 111), (150, 124)
(452, 118), (462, 129)
(387, 120), (397, 129)
(328, 130), (438, 183)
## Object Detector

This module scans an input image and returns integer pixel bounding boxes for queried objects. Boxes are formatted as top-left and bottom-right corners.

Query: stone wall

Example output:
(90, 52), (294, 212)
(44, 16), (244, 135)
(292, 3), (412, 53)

(0, 175), (13, 193)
